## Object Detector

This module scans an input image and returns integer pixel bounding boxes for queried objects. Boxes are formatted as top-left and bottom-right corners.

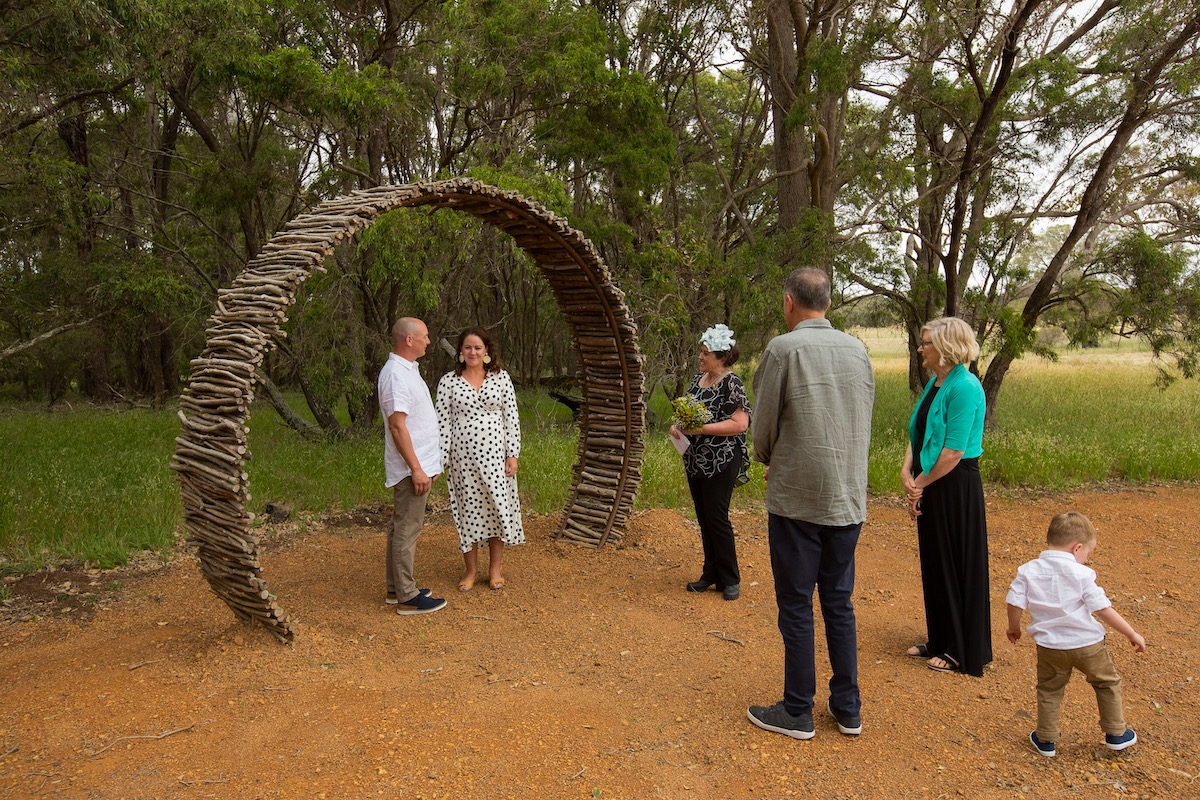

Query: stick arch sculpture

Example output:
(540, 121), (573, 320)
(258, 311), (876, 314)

(172, 178), (645, 643)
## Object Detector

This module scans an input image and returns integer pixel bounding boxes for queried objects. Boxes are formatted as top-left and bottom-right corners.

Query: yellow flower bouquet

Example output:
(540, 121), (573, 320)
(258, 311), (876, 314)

(670, 395), (713, 432)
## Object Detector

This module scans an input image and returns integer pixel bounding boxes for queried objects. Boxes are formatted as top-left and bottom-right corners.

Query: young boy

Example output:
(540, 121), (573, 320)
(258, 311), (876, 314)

(1006, 511), (1146, 758)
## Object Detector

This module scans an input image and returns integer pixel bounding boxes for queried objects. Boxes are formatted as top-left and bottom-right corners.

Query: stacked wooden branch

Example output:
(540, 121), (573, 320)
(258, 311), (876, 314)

(173, 179), (646, 642)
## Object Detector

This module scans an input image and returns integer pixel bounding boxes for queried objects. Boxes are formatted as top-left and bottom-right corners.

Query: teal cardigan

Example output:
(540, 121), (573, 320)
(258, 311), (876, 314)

(908, 363), (985, 474)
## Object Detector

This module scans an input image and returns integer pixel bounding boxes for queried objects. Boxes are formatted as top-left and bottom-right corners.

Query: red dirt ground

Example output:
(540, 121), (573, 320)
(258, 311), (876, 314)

(2, 486), (1198, 799)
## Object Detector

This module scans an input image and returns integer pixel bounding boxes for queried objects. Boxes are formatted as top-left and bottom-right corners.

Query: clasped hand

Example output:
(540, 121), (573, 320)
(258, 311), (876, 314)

(901, 474), (923, 518)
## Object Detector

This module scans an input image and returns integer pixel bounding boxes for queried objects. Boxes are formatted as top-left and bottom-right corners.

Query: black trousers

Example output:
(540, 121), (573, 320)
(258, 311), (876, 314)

(915, 457), (992, 676)
(686, 458), (741, 588)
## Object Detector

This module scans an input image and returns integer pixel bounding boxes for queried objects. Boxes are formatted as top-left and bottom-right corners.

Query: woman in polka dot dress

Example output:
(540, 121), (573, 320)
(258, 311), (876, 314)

(436, 327), (524, 591)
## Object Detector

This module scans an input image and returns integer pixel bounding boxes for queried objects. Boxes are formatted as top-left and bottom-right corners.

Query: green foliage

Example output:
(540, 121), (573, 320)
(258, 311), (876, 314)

(1104, 233), (1200, 385)
(93, 256), (198, 333)
(3, 0), (1199, 432)
(991, 305), (1054, 362)
(357, 207), (474, 316)
(236, 47), (406, 123)
(538, 69), (675, 197)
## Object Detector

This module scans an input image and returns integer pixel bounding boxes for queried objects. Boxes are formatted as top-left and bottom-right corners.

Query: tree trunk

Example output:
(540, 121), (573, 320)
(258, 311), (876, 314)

(255, 370), (324, 441)
(764, 0), (812, 232)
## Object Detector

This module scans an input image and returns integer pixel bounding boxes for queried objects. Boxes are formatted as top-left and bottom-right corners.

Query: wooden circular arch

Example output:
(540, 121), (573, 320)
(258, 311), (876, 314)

(172, 179), (645, 643)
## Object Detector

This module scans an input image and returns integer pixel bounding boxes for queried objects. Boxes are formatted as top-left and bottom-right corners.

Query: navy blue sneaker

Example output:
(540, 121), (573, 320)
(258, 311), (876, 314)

(396, 593), (446, 615)
(386, 588), (431, 604)
(1105, 728), (1137, 751)
(747, 702), (815, 740)
(827, 698), (862, 735)
(1029, 731), (1056, 757)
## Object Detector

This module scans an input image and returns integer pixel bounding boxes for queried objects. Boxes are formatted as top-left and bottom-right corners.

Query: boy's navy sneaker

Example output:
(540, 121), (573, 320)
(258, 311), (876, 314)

(827, 698), (862, 735)
(747, 702), (815, 740)
(396, 593), (446, 615)
(1105, 729), (1137, 751)
(386, 588), (431, 604)
(1029, 731), (1056, 757)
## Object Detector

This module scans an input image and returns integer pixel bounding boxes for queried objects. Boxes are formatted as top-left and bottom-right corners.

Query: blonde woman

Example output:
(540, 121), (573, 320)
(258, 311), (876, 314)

(901, 317), (991, 676)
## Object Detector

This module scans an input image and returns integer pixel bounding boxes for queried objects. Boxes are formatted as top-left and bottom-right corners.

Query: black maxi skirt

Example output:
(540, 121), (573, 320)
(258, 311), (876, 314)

(915, 457), (992, 676)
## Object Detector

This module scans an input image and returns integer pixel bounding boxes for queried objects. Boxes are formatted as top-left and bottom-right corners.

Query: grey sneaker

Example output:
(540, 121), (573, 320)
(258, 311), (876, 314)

(826, 698), (862, 735)
(747, 702), (815, 740)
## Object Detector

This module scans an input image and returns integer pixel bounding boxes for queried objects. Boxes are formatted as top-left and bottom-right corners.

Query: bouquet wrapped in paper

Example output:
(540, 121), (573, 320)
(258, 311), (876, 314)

(670, 394), (713, 432)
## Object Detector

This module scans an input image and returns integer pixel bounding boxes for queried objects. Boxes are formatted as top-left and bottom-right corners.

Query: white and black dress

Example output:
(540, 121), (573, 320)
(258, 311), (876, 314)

(681, 372), (750, 588)
(436, 369), (525, 554)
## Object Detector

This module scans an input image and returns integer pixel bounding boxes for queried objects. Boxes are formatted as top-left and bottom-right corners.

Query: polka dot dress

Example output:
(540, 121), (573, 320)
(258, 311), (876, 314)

(435, 369), (525, 553)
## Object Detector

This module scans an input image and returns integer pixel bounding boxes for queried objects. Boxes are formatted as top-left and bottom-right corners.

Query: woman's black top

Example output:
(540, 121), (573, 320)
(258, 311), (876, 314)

(682, 372), (750, 480)
(912, 383), (940, 475)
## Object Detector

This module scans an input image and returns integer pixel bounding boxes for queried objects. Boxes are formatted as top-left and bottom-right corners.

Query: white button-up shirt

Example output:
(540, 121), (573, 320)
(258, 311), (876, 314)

(377, 353), (442, 488)
(1006, 549), (1110, 650)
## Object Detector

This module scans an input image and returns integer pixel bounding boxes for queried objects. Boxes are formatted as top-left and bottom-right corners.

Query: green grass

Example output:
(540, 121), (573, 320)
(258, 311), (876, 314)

(2, 337), (1199, 571)
(0, 406), (181, 571)
(980, 360), (1200, 486)
(247, 411), (390, 512)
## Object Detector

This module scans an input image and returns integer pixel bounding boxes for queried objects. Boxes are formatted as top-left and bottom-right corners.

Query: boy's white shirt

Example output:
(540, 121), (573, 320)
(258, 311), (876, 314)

(1007, 549), (1111, 650)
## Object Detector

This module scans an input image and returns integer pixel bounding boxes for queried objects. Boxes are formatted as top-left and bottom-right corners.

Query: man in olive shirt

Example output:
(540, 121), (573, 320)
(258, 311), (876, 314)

(748, 267), (875, 740)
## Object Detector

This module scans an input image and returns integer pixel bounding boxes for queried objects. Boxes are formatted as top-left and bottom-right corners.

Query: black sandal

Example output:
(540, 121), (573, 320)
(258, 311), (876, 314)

(906, 643), (931, 659)
(928, 654), (960, 673)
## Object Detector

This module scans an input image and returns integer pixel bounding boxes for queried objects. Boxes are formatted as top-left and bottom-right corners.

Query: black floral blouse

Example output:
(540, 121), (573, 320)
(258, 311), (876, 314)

(681, 372), (751, 480)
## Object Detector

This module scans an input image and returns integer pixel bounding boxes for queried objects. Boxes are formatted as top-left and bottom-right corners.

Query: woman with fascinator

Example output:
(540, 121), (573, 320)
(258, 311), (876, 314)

(670, 324), (751, 601)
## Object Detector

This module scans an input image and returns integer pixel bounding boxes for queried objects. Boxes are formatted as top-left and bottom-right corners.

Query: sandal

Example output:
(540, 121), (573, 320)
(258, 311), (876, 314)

(928, 654), (960, 673)
(906, 643), (931, 659)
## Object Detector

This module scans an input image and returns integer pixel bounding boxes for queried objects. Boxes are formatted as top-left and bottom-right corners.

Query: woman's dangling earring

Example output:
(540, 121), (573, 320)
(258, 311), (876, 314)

(483, 354), (492, 364)
(458, 353), (465, 363)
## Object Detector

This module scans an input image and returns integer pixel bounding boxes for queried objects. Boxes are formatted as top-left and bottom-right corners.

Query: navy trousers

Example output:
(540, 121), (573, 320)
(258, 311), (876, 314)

(768, 513), (862, 717)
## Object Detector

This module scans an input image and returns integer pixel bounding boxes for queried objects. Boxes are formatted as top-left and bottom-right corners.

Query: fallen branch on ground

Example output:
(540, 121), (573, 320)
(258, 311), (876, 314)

(90, 725), (194, 756)
(126, 658), (163, 670)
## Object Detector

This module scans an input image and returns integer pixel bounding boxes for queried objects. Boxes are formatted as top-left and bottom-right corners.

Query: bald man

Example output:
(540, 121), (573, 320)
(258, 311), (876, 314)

(377, 317), (446, 614)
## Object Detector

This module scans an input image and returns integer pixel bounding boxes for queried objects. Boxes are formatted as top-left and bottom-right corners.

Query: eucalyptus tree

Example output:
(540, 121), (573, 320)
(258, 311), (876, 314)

(977, 3), (1200, 414)
(550, 0), (783, 399)
(0, 0), (162, 400)
(743, 0), (896, 270)
(846, 0), (1200, 415)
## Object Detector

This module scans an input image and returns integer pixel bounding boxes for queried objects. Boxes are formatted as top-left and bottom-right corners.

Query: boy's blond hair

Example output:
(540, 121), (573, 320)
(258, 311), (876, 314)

(1046, 511), (1097, 547)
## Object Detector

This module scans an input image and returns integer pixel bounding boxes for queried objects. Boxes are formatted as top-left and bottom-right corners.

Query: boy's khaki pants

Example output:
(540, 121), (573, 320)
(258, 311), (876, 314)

(1036, 641), (1126, 741)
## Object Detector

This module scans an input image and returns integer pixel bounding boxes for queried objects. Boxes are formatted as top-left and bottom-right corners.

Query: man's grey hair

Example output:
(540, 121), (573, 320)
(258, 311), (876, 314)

(784, 267), (831, 312)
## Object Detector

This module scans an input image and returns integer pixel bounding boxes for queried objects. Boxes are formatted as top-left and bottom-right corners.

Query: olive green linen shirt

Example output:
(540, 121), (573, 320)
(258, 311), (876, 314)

(751, 318), (875, 526)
